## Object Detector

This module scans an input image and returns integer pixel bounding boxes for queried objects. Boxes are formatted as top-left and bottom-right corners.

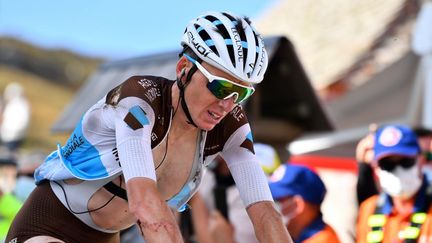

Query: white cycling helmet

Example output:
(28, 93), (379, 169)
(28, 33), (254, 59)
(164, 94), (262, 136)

(181, 11), (268, 84)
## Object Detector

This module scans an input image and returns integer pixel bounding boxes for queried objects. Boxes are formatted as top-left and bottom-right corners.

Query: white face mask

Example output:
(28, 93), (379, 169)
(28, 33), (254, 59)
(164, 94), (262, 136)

(0, 174), (16, 195)
(377, 165), (422, 199)
(276, 197), (299, 226)
(14, 176), (36, 201)
(0, 166), (17, 195)
(282, 210), (299, 226)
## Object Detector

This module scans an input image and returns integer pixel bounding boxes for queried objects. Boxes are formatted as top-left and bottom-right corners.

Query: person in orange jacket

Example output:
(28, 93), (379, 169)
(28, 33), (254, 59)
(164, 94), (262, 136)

(356, 125), (432, 243)
(269, 164), (340, 243)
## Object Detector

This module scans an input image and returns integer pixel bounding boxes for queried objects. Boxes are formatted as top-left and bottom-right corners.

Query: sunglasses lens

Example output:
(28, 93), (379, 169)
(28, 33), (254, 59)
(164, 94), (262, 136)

(189, 56), (254, 104)
(378, 157), (416, 171)
(400, 158), (416, 168)
(207, 79), (254, 104)
(378, 160), (396, 171)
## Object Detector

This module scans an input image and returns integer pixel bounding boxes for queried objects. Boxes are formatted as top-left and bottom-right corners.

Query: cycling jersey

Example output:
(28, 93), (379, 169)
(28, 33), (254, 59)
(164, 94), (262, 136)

(34, 75), (272, 213)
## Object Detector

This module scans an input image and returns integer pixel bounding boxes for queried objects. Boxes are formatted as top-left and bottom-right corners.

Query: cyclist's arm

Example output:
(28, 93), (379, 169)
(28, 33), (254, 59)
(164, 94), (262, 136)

(126, 178), (183, 242)
(247, 201), (292, 243)
(114, 97), (182, 242)
(220, 124), (292, 242)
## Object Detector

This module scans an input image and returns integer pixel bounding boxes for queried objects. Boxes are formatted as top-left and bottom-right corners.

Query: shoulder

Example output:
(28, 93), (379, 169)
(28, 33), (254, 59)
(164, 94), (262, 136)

(105, 75), (173, 106)
(206, 105), (252, 154)
(209, 105), (249, 137)
(104, 76), (174, 122)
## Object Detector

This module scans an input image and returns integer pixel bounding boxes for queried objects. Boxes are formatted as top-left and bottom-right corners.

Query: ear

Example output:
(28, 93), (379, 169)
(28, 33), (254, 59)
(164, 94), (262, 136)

(176, 56), (189, 78)
(292, 195), (305, 215)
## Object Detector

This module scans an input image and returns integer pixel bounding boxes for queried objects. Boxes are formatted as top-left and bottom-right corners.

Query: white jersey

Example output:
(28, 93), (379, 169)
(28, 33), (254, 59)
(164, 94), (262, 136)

(35, 75), (272, 210)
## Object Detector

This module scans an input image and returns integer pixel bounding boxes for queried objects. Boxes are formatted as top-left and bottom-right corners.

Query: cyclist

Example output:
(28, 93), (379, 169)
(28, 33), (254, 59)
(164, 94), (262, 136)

(6, 11), (292, 243)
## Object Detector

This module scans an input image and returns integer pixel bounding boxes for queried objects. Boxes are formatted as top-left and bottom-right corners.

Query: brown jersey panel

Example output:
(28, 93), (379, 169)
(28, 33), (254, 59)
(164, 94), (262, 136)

(205, 105), (252, 157)
(123, 111), (144, 130)
(106, 76), (174, 148)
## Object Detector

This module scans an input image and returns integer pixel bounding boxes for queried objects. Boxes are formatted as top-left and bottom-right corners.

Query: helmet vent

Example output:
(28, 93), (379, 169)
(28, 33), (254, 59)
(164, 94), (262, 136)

(206, 16), (236, 67)
(195, 24), (219, 56)
(234, 18), (248, 70)
(222, 12), (236, 21)
(252, 29), (260, 71)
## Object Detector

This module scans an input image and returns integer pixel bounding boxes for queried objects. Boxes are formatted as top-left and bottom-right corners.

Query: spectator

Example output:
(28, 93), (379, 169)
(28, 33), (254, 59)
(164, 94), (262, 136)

(356, 125), (432, 205)
(356, 124), (379, 205)
(13, 151), (45, 202)
(0, 83), (30, 153)
(269, 164), (340, 243)
(413, 126), (432, 183)
(0, 149), (22, 241)
(356, 125), (432, 243)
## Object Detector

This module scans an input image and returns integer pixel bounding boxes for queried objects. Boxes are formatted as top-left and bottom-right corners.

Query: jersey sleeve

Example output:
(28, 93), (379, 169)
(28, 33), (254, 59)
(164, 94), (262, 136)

(219, 115), (273, 207)
(109, 77), (160, 182)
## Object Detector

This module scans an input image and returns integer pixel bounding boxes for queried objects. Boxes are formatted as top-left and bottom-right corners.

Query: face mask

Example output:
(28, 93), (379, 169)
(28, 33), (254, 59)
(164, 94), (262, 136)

(14, 176), (36, 201)
(377, 165), (422, 199)
(277, 197), (299, 226)
(0, 175), (16, 195)
(281, 210), (299, 226)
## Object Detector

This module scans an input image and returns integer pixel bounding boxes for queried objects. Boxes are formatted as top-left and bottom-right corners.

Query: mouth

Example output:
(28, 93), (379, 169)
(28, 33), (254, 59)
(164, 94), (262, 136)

(208, 110), (222, 121)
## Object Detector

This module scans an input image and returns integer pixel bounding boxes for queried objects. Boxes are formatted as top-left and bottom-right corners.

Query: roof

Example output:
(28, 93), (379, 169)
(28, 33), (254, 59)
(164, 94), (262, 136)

(255, 0), (415, 89)
(52, 36), (333, 144)
(256, 0), (431, 157)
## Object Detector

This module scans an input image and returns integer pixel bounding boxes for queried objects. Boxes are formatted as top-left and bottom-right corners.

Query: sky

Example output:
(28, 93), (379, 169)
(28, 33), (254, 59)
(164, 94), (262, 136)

(0, 0), (277, 60)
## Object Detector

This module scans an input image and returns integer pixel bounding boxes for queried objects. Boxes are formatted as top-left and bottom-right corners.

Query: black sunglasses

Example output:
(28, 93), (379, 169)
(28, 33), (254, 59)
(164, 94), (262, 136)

(377, 157), (417, 171)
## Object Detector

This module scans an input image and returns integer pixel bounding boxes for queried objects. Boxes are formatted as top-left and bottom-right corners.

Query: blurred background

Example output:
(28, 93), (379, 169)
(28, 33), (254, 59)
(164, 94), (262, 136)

(0, 0), (277, 151)
(1, 0), (432, 242)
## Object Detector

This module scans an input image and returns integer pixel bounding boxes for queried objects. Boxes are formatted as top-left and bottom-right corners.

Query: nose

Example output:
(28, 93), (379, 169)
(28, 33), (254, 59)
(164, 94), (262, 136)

(218, 96), (236, 110)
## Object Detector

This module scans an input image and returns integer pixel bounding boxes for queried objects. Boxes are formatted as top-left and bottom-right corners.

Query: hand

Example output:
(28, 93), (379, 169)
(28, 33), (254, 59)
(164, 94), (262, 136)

(356, 124), (378, 164)
(209, 210), (235, 243)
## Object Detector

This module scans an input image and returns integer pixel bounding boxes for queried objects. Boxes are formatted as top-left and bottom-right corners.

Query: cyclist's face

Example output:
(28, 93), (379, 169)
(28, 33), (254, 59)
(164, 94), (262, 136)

(186, 62), (243, 130)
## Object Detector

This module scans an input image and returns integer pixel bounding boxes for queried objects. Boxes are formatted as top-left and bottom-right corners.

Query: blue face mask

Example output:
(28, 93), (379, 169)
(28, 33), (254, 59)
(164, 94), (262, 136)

(14, 176), (36, 202)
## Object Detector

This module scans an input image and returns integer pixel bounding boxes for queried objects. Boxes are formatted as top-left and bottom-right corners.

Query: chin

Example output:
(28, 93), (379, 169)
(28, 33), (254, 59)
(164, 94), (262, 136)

(194, 110), (227, 130)
(198, 123), (217, 131)
(195, 119), (219, 131)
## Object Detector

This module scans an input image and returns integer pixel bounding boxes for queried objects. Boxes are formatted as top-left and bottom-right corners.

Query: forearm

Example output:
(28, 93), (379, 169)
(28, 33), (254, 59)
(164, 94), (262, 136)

(190, 194), (215, 243)
(127, 178), (183, 243)
(247, 201), (293, 243)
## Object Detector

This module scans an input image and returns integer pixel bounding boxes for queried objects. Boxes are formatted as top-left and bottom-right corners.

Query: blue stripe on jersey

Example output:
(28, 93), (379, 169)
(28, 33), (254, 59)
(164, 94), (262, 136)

(130, 106), (150, 125)
(225, 39), (233, 45)
(241, 41), (248, 48)
(246, 131), (253, 142)
(60, 119), (108, 179)
(167, 184), (191, 211)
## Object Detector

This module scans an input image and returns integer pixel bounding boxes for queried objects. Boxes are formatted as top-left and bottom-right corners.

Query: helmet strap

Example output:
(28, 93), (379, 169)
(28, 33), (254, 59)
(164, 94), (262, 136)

(176, 65), (198, 127)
